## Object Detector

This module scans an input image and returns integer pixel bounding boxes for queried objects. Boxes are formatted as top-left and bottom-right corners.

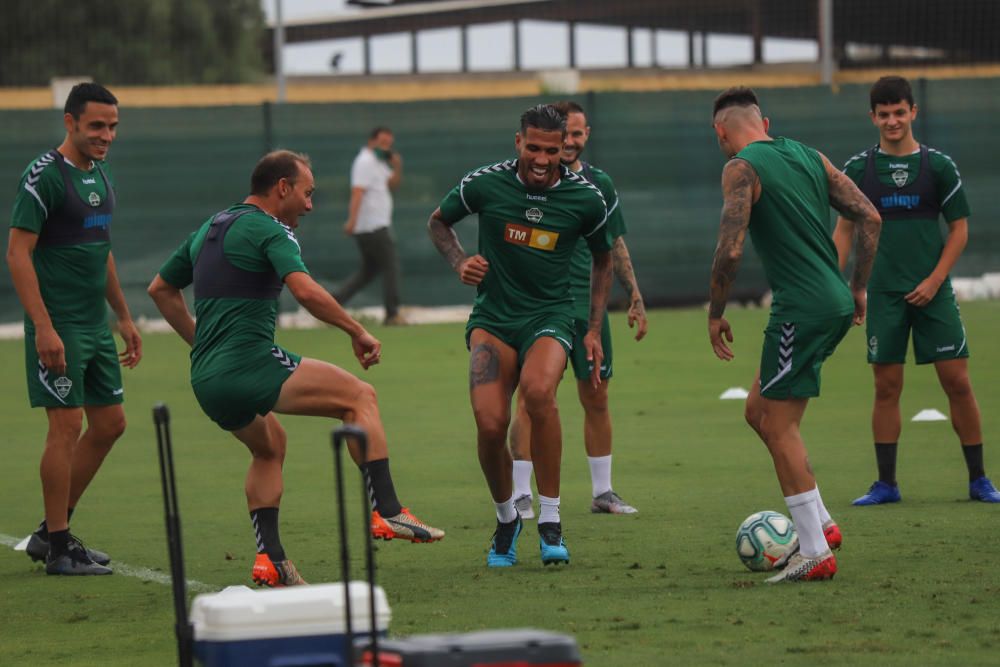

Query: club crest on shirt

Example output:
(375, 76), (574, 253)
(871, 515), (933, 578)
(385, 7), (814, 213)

(88, 191), (101, 207)
(525, 208), (543, 223)
(54, 376), (73, 399)
(891, 169), (908, 188)
(504, 222), (558, 251)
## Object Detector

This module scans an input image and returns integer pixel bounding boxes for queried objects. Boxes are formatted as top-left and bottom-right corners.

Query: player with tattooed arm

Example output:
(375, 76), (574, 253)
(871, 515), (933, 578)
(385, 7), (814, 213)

(708, 87), (881, 582)
(428, 104), (612, 568)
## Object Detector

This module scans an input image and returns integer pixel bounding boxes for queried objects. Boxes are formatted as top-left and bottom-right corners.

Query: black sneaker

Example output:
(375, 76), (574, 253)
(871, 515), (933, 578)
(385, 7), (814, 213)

(538, 522), (570, 565)
(46, 541), (113, 576)
(27, 531), (111, 566)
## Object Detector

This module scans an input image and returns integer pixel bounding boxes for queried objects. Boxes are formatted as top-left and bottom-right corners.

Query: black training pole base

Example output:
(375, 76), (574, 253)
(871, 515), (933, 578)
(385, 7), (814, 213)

(154, 403), (194, 667)
(332, 424), (379, 667)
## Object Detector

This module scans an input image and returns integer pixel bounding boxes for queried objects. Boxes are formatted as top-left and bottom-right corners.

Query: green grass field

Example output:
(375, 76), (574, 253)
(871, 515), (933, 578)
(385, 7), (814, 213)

(2, 304), (999, 666)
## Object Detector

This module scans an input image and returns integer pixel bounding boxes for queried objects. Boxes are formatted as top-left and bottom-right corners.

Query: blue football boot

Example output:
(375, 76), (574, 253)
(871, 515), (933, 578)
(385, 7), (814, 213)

(852, 480), (901, 506)
(969, 476), (1000, 503)
(487, 516), (522, 568)
(538, 522), (570, 566)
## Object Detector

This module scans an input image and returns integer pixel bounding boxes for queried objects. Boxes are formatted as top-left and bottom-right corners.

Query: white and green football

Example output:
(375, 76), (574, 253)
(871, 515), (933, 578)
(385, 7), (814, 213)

(735, 511), (798, 572)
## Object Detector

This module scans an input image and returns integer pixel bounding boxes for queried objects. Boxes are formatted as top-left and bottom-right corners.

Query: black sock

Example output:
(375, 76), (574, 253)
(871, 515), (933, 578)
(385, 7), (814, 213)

(875, 442), (898, 486)
(250, 507), (286, 562)
(362, 458), (403, 518)
(962, 444), (985, 482)
(36, 507), (74, 539)
(49, 529), (70, 557)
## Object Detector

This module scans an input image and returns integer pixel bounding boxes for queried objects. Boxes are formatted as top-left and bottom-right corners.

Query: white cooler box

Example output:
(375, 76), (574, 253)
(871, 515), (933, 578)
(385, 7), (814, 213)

(191, 582), (390, 667)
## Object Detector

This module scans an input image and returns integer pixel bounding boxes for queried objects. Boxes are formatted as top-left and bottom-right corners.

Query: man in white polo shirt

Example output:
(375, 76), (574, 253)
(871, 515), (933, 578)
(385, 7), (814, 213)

(334, 126), (406, 325)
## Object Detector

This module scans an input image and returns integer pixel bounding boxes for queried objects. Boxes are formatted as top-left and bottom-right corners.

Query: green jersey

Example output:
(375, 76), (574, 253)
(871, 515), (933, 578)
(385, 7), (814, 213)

(438, 159), (611, 322)
(843, 145), (969, 292)
(736, 137), (852, 321)
(568, 163), (627, 321)
(10, 151), (116, 331)
(157, 204), (309, 383)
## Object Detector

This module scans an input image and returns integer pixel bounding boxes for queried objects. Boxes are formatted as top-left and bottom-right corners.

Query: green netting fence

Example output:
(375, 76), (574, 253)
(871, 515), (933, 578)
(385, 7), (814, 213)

(2, 78), (999, 324)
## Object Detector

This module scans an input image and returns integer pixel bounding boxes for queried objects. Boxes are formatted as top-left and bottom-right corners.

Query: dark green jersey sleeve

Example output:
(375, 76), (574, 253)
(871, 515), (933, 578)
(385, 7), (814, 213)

(438, 162), (507, 223)
(254, 217), (310, 279)
(158, 232), (196, 289)
(10, 157), (63, 234)
(590, 168), (626, 240)
(929, 149), (970, 223)
(579, 189), (611, 255)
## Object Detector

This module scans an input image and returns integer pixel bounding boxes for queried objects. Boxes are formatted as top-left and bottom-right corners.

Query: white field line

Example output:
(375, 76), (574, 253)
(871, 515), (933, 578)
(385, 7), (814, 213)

(1, 532), (216, 592)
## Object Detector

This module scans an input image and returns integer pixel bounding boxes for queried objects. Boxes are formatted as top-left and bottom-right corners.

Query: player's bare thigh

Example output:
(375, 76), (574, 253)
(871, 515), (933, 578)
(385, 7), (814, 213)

(273, 357), (376, 421)
(519, 337), (567, 412)
(468, 328), (519, 435)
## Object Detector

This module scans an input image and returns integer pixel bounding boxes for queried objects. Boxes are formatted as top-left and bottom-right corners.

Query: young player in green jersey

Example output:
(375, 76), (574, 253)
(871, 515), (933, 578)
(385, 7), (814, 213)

(508, 101), (647, 519)
(708, 87), (882, 582)
(7, 83), (142, 576)
(833, 76), (1000, 505)
(428, 104), (613, 567)
(148, 151), (443, 587)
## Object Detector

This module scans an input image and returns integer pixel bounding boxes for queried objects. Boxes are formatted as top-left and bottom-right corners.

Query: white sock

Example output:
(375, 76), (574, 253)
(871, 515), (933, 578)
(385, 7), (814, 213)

(784, 488), (827, 558)
(538, 495), (561, 524)
(588, 455), (613, 498)
(495, 495), (517, 523)
(815, 486), (832, 526)
(512, 460), (534, 499)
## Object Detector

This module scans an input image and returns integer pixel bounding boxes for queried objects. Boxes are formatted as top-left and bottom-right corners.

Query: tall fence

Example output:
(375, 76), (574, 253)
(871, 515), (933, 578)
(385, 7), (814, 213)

(2, 78), (999, 323)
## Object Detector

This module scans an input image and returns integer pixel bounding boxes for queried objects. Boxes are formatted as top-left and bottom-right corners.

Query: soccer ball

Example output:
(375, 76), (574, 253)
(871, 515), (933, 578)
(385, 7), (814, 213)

(735, 511), (798, 572)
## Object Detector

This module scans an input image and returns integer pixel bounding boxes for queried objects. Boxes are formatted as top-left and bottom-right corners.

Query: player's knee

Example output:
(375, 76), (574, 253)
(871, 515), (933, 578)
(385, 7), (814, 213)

(474, 411), (509, 444)
(744, 405), (763, 434)
(579, 386), (608, 414)
(941, 373), (973, 400)
(874, 377), (902, 403)
(46, 410), (84, 443)
(520, 383), (557, 418)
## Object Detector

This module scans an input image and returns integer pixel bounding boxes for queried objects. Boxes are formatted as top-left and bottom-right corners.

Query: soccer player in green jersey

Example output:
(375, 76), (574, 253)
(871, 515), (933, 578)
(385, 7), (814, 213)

(833, 76), (1000, 505)
(708, 87), (882, 582)
(7, 83), (142, 576)
(428, 104), (613, 567)
(148, 150), (444, 587)
(508, 101), (647, 519)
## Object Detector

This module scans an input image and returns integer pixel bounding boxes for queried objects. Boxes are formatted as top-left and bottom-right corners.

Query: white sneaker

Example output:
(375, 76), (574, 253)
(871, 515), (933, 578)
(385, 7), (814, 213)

(766, 550), (837, 583)
(514, 494), (535, 520)
(590, 490), (638, 515)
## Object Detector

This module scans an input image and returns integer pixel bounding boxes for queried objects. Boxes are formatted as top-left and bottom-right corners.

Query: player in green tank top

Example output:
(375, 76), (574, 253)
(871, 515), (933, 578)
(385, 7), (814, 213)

(149, 151), (444, 587)
(7, 83), (142, 576)
(429, 104), (613, 568)
(832, 76), (1000, 505)
(708, 87), (882, 582)
(507, 101), (647, 521)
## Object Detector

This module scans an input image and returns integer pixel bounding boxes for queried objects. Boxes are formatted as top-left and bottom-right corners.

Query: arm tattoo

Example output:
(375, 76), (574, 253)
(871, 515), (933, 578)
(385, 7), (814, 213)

(588, 250), (613, 332)
(611, 236), (641, 303)
(428, 210), (466, 271)
(824, 158), (881, 291)
(709, 159), (756, 319)
(469, 342), (500, 389)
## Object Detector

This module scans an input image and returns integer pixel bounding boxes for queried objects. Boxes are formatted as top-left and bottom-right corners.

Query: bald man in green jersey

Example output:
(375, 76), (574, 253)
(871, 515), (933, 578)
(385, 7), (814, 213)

(429, 104), (613, 568)
(149, 150), (443, 588)
(508, 100), (647, 520)
(708, 87), (882, 582)
(7, 83), (142, 576)
(833, 75), (1000, 505)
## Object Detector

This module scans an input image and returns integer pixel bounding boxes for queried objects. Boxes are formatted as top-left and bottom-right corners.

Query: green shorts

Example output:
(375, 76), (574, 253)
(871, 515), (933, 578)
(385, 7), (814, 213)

(25, 327), (123, 408)
(759, 314), (852, 400)
(466, 312), (574, 366)
(192, 344), (301, 431)
(867, 286), (969, 365)
(569, 312), (612, 381)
